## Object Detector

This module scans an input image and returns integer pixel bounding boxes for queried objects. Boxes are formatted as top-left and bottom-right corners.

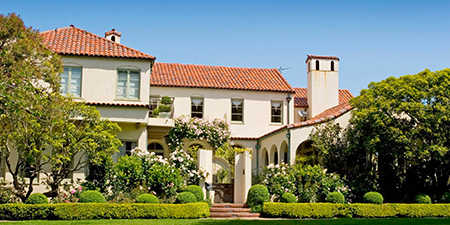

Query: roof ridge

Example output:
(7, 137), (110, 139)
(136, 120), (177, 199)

(155, 62), (279, 71)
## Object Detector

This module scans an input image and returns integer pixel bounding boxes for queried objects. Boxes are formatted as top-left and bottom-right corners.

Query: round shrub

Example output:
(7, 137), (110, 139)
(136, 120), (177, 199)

(363, 192), (383, 204)
(136, 194), (159, 203)
(281, 192), (297, 203)
(79, 190), (106, 203)
(414, 194), (432, 204)
(326, 191), (345, 203)
(442, 192), (450, 203)
(175, 192), (197, 204)
(185, 185), (204, 202)
(247, 185), (270, 212)
(25, 193), (48, 204)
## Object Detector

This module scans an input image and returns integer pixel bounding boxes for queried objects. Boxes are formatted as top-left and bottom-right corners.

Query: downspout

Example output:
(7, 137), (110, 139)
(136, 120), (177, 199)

(255, 140), (261, 175)
(286, 93), (292, 165)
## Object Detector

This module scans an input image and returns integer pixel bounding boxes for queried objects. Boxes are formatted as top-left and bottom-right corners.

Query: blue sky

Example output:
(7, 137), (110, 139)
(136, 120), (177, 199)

(2, 0), (449, 96)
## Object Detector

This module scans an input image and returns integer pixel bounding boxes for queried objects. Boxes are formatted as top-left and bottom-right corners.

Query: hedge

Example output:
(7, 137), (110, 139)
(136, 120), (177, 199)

(263, 203), (450, 218)
(0, 202), (209, 220)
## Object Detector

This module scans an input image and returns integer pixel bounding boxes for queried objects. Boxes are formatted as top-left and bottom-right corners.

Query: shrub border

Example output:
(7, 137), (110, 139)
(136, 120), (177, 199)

(0, 202), (209, 220)
(263, 203), (450, 218)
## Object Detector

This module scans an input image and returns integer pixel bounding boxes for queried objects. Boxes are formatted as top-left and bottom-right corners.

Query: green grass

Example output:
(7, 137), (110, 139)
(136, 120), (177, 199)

(2, 218), (450, 225)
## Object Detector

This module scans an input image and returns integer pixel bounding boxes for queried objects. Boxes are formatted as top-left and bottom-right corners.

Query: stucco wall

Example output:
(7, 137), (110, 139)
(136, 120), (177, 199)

(150, 86), (294, 138)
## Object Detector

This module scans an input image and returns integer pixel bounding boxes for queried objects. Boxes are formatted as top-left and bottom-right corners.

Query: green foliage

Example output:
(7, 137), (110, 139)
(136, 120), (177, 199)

(136, 194), (159, 204)
(311, 69), (450, 202)
(166, 116), (231, 151)
(25, 193), (48, 204)
(175, 192), (197, 204)
(158, 104), (171, 112)
(152, 108), (160, 116)
(326, 192), (345, 204)
(261, 163), (296, 200)
(0, 203), (210, 219)
(185, 185), (204, 202)
(113, 155), (144, 193)
(263, 203), (450, 218)
(0, 185), (20, 203)
(414, 194), (432, 204)
(79, 191), (106, 203)
(363, 192), (384, 204)
(215, 142), (251, 179)
(160, 96), (172, 105)
(247, 185), (270, 213)
(441, 192), (450, 203)
(281, 192), (297, 203)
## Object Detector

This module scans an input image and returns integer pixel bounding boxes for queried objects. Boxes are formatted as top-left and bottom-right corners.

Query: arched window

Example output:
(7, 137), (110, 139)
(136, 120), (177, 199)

(111, 36), (116, 42)
(331, 61), (335, 71)
(148, 142), (164, 157)
(316, 60), (320, 70)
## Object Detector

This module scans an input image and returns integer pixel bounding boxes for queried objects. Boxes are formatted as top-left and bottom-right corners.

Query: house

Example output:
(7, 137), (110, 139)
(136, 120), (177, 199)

(2, 25), (354, 194)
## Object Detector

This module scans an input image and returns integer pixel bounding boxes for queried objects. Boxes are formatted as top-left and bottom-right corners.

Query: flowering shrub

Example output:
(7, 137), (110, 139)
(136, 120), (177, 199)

(262, 163), (296, 200)
(52, 184), (82, 203)
(166, 116), (231, 150)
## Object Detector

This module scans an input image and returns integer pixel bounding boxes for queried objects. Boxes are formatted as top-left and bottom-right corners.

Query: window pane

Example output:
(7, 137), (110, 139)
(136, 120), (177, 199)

(271, 101), (282, 123)
(231, 99), (243, 122)
(117, 86), (126, 98)
(191, 98), (204, 118)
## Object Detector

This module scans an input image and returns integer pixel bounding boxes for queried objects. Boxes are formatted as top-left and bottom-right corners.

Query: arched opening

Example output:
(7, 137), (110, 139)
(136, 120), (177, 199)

(295, 140), (320, 165)
(260, 148), (268, 168)
(265, 151), (269, 166)
(270, 145), (278, 164)
(331, 61), (335, 71)
(274, 152), (279, 165)
(148, 142), (164, 157)
(111, 36), (116, 42)
(316, 60), (320, 70)
(280, 141), (288, 163)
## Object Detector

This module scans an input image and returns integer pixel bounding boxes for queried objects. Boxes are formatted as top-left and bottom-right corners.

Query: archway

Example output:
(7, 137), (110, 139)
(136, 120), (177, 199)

(260, 148), (268, 168)
(270, 145), (278, 165)
(280, 141), (288, 163)
(295, 140), (319, 165)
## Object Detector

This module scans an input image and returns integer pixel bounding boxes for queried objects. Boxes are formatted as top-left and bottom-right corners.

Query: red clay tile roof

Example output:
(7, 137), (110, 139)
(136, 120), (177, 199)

(151, 63), (293, 92)
(85, 101), (149, 108)
(306, 55), (339, 63)
(40, 25), (155, 60)
(259, 102), (353, 139)
(293, 88), (353, 107)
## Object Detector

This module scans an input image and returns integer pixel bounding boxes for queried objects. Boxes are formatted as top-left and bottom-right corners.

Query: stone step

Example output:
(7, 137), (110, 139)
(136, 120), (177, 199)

(210, 207), (251, 213)
(209, 212), (261, 218)
(211, 203), (247, 208)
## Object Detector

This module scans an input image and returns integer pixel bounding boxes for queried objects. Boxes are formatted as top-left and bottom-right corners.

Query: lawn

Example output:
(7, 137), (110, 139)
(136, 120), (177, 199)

(2, 218), (450, 225)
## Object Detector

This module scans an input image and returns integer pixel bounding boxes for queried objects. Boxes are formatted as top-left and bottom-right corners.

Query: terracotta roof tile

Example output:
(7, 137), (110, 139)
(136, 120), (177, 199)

(85, 101), (149, 108)
(306, 55), (340, 63)
(293, 88), (354, 107)
(151, 63), (293, 92)
(40, 26), (155, 60)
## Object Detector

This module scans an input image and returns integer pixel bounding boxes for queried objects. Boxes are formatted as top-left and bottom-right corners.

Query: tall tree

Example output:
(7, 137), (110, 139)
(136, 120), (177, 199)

(311, 69), (450, 202)
(0, 13), (121, 201)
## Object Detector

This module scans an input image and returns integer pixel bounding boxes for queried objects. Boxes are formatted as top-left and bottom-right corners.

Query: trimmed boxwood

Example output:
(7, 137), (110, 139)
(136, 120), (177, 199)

(281, 193), (296, 203)
(79, 191), (106, 203)
(0, 203), (210, 220)
(247, 185), (270, 213)
(326, 191), (345, 204)
(25, 193), (48, 204)
(414, 194), (432, 204)
(175, 192), (197, 204)
(363, 192), (383, 204)
(136, 194), (159, 204)
(263, 203), (450, 218)
(185, 185), (204, 202)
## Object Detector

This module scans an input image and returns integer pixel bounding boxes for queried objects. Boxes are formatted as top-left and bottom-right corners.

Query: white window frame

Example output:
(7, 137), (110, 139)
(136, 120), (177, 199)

(191, 97), (204, 118)
(116, 70), (140, 100)
(231, 99), (244, 123)
(271, 101), (283, 124)
(61, 66), (82, 97)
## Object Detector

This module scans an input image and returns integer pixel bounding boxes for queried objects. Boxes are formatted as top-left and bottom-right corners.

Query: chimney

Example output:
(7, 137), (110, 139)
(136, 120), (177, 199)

(306, 55), (340, 118)
(105, 29), (121, 44)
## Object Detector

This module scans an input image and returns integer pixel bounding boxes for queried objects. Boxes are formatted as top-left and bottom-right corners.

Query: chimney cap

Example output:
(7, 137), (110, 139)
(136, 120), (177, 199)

(105, 29), (121, 37)
(306, 55), (339, 63)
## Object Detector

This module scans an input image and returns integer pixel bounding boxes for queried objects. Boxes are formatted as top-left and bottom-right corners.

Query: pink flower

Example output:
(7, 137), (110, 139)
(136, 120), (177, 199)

(171, 183), (174, 186)
(78, 186), (82, 191)
(71, 190), (76, 194)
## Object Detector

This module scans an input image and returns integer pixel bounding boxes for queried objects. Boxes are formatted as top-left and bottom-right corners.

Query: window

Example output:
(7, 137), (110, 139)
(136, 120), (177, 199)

(271, 101), (283, 123)
(331, 61), (335, 71)
(117, 70), (140, 99)
(316, 60), (320, 70)
(113, 141), (136, 162)
(61, 67), (82, 97)
(191, 97), (204, 118)
(231, 99), (243, 122)
(149, 95), (160, 116)
(148, 142), (164, 157)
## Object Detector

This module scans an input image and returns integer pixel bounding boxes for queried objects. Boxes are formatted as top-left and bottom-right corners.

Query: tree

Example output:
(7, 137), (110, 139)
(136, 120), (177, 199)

(311, 69), (450, 202)
(0, 13), (121, 201)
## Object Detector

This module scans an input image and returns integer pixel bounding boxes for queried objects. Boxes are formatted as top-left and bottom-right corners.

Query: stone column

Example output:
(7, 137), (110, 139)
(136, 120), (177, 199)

(234, 150), (252, 204)
(198, 149), (214, 202)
